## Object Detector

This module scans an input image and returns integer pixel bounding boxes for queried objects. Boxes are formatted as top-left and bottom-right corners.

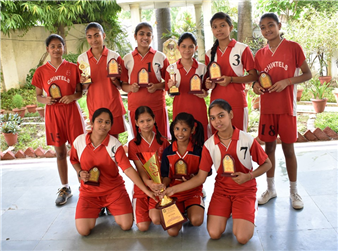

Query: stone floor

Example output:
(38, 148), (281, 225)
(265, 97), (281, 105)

(1, 141), (337, 251)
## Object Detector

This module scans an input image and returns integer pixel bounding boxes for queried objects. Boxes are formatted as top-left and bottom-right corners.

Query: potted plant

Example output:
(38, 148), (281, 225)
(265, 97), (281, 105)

(309, 78), (329, 113)
(12, 94), (25, 118)
(26, 104), (37, 113)
(297, 84), (304, 102)
(36, 103), (45, 118)
(1, 121), (20, 146)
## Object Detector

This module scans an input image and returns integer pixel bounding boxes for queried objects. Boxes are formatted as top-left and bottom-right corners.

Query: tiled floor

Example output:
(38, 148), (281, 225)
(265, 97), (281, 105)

(1, 141), (337, 251)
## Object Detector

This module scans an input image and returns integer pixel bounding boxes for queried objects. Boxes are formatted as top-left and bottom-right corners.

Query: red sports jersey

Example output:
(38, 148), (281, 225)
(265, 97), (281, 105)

(255, 39), (306, 116)
(161, 141), (203, 201)
(165, 58), (208, 137)
(128, 134), (170, 198)
(205, 39), (255, 109)
(77, 46), (126, 133)
(70, 133), (132, 197)
(200, 127), (268, 196)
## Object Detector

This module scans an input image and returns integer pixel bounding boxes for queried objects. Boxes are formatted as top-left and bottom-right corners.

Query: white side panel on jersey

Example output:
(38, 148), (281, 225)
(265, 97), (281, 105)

(196, 62), (207, 80)
(204, 137), (222, 172)
(292, 68), (301, 116)
(229, 42), (247, 77)
(123, 53), (135, 83)
(105, 135), (122, 163)
(153, 51), (167, 82)
(107, 50), (120, 63)
(77, 52), (89, 65)
(73, 134), (88, 162)
(236, 131), (254, 171)
(167, 63), (181, 87)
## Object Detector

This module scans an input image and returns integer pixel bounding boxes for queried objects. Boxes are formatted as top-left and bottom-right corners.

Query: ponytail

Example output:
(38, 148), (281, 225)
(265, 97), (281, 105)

(154, 122), (164, 145)
(191, 119), (205, 147)
(134, 125), (142, 145)
(207, 39), (219, 70)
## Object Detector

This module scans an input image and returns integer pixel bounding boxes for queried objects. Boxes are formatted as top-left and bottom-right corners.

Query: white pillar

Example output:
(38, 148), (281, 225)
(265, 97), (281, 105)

(202, 0), (213, 53)
(130, 4), (141, 48)
(194, 4), (205, 62)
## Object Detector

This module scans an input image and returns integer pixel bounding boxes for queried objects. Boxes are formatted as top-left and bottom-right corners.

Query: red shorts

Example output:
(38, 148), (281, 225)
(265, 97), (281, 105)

(109, 115), (127, 135)
(132, 197), (158, 224)
(208, 190), (257, 224)
(176, 195), (204, 214)
(45, 102), (85, 147)
(259, 114), (297, 143)
(75, 189), (132, 219)
(211, 107), (248, 133)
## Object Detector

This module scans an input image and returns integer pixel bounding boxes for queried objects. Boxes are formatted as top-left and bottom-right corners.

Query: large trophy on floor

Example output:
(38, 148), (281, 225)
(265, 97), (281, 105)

(136, 152), (186, 230)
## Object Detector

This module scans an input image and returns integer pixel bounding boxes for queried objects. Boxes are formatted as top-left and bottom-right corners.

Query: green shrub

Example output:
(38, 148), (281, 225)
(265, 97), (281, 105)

(63, 53), (80, 64)
(0, 121), (20, 134)
(12, 94), (24, 108)
(315, 112), (338, 133)
(0, 113), (22, 125)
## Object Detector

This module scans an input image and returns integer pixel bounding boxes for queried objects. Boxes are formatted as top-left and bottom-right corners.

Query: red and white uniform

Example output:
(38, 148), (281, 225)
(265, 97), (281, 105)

(205, 39), (255, 131)
(77, 47), (126, 135)
(121, 48), (170, 138)
(254, 39), (305, 116)
(128, 134), (170, 223)
(31, 60), (85, 146)
(200, 127), (268, 223)
(165, 58), (208, 138)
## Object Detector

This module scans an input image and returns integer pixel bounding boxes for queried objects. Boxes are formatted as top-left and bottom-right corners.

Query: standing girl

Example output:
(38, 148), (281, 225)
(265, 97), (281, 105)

(165, 32), (209, 138)
(160, 112), (205, 237)
(128, 106), (170, 231)
(70, 108), (156, 236)
(205, 12), (257, 132)
(78, 22), (126, 138)
(163, 99), (271, 244)
(253, 13), (312, 209)
(121, 22), (170, 139)
(31, 34), (85, 206)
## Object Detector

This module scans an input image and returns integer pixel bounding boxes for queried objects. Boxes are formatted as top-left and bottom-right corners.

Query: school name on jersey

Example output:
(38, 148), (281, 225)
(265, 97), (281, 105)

(47, 75), (70, 85)
(264, 61), (288, 72)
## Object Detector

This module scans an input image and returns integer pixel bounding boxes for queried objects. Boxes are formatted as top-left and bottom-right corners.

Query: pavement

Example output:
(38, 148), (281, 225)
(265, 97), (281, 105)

(1, 140), (337, 251)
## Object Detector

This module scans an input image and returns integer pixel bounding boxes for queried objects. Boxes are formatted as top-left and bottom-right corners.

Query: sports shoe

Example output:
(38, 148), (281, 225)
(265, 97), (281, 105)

(258, 190), (277, 205)
(55, 187), (72, 206)
(98, 207), (106, 217)
(290, 193), (304, 209)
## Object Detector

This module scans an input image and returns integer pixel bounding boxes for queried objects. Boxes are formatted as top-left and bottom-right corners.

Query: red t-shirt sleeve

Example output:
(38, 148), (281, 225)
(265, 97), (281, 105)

(116, 145), (132, 171)
(164, 68), (170, 91)
(127, 139), (138, 161)
(254, 49), (263, 72)
(242, 46), (255, 72)
(31, 68), (43, 89)
(161, 58), (170, 80)
(250, 139), (268, 166)
(70, 146), (80, 165)
(198, 146), (213, 173)
(294, 42), (306, 68)
(120, 58), (129, 83)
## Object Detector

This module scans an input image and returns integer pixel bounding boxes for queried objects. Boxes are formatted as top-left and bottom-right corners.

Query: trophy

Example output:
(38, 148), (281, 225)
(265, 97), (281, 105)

(258, 71), (273, 90)
(136, 152), (186, 230)
(173, 159), (190, 180)
(189, 74), (203, 94)
(107, 58), (120, 77)
(168, 65), (180, 96)
(208, 62), (222, 83)
(49, 83), (62, 101)
(221, 155), (236, 177)
(85, 167), (100, 186)
(79, 61), (92, 84)
(138, 68), (149, 87)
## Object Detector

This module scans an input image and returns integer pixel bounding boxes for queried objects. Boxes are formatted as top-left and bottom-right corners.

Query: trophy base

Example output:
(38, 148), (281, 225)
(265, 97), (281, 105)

(169, 91), (180, 96)
(138, 83), (149, 88)
(188, 90), (203, 94)
(211, 78), (223, 83)
(221, 172), (237, 177)
(172, 174), (191, 180)
(84, 181), (100, 186)
(83, 78), (92, 85)
(107, 73), (121, 78)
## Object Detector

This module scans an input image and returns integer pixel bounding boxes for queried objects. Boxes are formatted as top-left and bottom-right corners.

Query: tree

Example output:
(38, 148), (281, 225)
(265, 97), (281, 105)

(237, 0), (252, 43)
(155, 8), (171, 51)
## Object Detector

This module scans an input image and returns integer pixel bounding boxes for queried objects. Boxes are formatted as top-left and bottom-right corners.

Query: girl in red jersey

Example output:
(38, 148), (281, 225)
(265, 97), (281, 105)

(128, 106), (170, 231)
(160, 112), (205, 237)
(165, 32), (209, 138)
(121, 22), (170, 139)
(253, 13), (312, 210)
(162, 99), (271, 243)
(78, 22), (126, 138)
(70, 108), (156, 236)
(205, 12), (258, 132)
(31, 34), (85, 206)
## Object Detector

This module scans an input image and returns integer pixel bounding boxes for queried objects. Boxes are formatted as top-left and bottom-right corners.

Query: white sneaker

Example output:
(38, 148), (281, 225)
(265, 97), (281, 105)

(258, 190), (277, 205)
(290, 193), (304, 209)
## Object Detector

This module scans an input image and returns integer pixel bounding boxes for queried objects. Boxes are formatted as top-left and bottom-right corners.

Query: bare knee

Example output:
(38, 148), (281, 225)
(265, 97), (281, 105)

(55, 147), (67, 160)
(119, 221), (133, 231)
(76, 226), (91, 236)
(190, 215), (203, 226)
(167, 229), (180, 237)
(235, 233), (252, 245)
(208, 228), (222, 240)
(137, 222), (150, 232)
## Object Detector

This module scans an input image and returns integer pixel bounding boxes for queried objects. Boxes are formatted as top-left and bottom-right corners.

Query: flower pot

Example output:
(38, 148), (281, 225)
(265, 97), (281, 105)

(12, 108), (25, 118)
(252, 96), (260, 110)
(318, 76), (332, 85)
(26, 105), (37, 113)
(3, 132), (18, 146)
(0, 109), (4, 114)
(297, 89), (303, 102)
(311, 98), (327, 113)
(36, 107), (45, 118)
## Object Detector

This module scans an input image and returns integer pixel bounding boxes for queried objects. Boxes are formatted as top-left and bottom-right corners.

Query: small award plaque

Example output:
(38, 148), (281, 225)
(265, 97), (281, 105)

(79, 61), (92, 84)
(258, 72), (273, 89)
(156, 197), (187, 230)
(85, 167), (100, 186)
(189, 74), (203, 94)
(209, 62), (222, 83)
(49, 83), (62, 100)
(221, 155), (236, 177)
(173, 159), (189, 180)
(138, 68), (149, 87)
(107, 58), (120, 77)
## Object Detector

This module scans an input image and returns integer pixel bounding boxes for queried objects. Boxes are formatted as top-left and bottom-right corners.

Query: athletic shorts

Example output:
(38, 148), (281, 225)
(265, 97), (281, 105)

(132, 196), (158, 224)
(176, 195), (205, 214)
(259, 114), (297, 143)
(45, 102), (85, 147)
(75, 188), (132, 219)
(208, 190), (257, 224)
(211, 107), (248, 133)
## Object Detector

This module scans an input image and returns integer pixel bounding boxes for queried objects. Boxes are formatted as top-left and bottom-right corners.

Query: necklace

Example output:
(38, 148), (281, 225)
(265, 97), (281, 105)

(218, 133), (232, 141)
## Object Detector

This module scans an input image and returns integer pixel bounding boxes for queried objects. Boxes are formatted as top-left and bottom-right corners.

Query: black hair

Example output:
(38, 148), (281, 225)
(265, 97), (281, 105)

(207, 12), (233, 69)
(134, 106), (164, 146)
(170, 112), (204, 147)
(134, 22), (153, 36)
(92, 108), (113, 124)
(178, 32), (197, 46)
(208, 99), (232, 114)
(85, 22), (105, 34)
(45, 34), (65, 47)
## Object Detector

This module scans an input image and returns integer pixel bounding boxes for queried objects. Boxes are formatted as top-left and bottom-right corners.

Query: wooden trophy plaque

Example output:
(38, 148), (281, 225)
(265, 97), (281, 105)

(189, 74), (203, 94)
(138, 68), (149, 87)
(173, 159), (190, 180)
(85, 167), (100, 186)
(49, 83), (62, 101)
(107, 58), (120, 77)
(156, 197), (187, 230)
(209, 62), (222, 83)
(221, 155), (236, 177)
(258, 72), (273, 90)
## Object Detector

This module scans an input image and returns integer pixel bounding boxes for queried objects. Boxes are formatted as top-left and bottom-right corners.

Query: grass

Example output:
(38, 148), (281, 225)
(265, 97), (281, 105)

(315, 112), (338, 132)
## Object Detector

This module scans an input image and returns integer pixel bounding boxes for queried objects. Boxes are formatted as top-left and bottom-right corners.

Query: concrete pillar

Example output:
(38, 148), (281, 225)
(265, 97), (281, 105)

(194, 4), (205, 62)
(202, 0), (213, 53)
(1, 37), (20, 91)
(130, 4), (141, 48)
